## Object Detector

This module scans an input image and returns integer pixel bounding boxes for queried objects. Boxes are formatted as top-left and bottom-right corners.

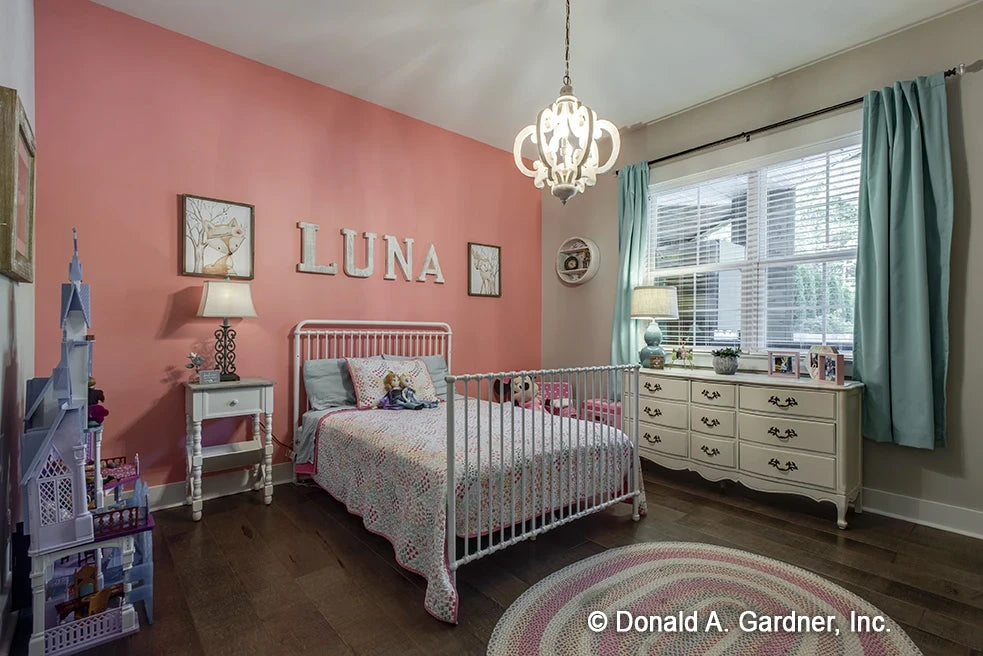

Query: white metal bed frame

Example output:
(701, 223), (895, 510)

(292, 319), (641, 591)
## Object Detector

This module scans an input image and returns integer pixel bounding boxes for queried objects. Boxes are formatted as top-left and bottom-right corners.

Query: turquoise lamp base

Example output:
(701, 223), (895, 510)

(638, 320), (665, 367)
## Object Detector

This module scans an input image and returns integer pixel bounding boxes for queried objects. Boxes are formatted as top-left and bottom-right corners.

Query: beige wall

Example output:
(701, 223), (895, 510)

(542, 2), (983, 512)
(0, 0), (35, 636)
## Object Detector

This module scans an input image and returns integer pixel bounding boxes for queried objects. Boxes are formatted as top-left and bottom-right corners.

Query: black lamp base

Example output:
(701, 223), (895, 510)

(213, 318), (241, 382)
(220, 373), (240, 382)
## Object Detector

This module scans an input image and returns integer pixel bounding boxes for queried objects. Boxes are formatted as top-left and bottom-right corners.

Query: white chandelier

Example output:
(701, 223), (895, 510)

(513, 0), (620, 204)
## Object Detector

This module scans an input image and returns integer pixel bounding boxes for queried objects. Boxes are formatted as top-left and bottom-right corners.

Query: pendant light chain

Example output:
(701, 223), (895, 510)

(563, 0), (571, 86)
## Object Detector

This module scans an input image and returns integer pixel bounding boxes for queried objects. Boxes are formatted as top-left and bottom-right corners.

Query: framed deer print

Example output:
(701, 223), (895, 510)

(0, 86), (36, 282)
(181, 194), (254, 279)
(468, 242), (500, 297)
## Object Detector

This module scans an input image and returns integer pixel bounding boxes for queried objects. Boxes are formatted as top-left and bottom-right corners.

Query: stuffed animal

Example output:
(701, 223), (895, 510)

(511, 375), (543, 410)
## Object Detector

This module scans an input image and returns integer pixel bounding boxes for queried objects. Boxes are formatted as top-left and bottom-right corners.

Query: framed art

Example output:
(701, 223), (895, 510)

(0, 86), (36, 283)
(181, 194), (254, 279)
(768, 350), (800, 378)
(468, 242), (501, 297)
(818, 353), (845, 385)
(807, 344), (838, 380)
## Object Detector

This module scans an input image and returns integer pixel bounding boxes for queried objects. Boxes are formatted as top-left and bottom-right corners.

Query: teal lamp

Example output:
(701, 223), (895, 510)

(631, 285), (679, 367)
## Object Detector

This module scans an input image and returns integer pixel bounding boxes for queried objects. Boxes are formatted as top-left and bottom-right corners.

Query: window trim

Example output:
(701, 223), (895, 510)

(646, 131), (862, 356)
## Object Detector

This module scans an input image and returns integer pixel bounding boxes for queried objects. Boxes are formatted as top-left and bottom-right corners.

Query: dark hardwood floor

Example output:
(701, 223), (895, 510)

(20, 464), (983, 656)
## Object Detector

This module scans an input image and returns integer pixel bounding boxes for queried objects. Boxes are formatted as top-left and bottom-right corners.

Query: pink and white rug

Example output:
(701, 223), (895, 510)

(487, 542), (921, 656)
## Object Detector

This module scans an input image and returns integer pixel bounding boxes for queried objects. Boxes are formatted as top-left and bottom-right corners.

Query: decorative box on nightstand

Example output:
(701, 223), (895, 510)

(184, 377), (274, 521)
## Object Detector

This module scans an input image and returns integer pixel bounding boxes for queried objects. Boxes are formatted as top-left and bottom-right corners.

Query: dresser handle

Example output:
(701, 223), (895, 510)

(701, 389), (721, 400)
(643, 433), (662, 444)
(767, 427), (797, 440)
(229, 399), (239, 407)
(700, 416), (720, 428)
(700, 445), (720, 457)
(643, 407), (662, 418)
(767, 395), (798, 409)
(644, 381), (662, 392)
(768, 458), (798, 472)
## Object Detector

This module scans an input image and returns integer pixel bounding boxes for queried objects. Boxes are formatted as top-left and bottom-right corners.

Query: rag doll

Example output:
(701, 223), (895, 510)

(397, 374), (438, 410)
(378, 372), (437, 410)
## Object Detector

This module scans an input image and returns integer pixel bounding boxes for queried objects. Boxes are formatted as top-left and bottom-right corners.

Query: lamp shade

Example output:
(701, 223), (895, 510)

(630, 286), (678, 320)
(197, 280), (257, 318)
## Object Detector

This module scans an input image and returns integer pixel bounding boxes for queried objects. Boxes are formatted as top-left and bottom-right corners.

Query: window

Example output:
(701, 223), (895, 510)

(645, 139), (861, 353)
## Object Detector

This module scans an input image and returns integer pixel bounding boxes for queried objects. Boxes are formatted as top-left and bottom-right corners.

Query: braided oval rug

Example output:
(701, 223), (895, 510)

(487, 542), (921, 656)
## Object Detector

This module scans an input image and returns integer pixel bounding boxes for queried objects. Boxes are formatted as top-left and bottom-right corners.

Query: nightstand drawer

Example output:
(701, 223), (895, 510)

(204, 387), (263, 417)
(639, 375), (688, 401)
(691, 381), (736, 407)
(638, 424), (688, 458)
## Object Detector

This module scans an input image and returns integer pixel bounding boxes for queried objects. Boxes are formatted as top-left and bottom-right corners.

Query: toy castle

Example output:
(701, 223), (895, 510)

(19, 231), (153, 656)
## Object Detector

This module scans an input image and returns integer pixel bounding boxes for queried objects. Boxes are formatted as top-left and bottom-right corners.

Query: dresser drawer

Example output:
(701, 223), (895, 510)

(740, 443), (835, 490)
(739, 412), (836, 455)
(739, 386), (835, 419)
(637, 398), (688, 429)
(638, 424), (688, 458)
(690, 406), (736, 438)
(690, 434), (736, 468)
(203, 387), (264, 417)
(691, 381), (736, 407)
(638, 375), (689, 401)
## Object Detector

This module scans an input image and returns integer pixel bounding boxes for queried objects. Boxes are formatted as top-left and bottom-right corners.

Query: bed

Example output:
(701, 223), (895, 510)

(292, 320), (644, 623)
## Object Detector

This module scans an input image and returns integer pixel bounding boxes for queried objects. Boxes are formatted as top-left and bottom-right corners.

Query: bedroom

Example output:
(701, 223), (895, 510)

(0, 0), (981, 654)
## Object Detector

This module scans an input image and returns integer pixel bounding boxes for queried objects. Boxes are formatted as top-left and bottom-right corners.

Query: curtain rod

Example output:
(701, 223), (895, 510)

(616, 63), (972, 174)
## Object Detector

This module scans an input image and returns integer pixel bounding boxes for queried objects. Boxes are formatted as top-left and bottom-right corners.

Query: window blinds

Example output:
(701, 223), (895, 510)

(645, 140), (861, 353)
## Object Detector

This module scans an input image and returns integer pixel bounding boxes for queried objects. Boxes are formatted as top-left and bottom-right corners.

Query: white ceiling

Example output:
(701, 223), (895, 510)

(91, 0), (974, 151)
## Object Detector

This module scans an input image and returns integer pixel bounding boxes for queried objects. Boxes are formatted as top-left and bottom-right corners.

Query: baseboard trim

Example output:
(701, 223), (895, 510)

(149, 463), (294, 512)
(861, 487), (983, 540)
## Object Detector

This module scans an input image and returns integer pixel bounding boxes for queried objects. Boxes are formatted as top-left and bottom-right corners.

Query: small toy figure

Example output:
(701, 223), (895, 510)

(88, 377), (109, 426)
(669, 339), (695, 369)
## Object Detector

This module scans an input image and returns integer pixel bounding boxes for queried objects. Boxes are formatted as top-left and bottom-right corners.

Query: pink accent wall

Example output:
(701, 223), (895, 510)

(34, 0), (542, 486)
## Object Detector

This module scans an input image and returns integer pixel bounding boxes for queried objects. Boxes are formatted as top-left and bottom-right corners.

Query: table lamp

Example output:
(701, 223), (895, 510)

(630, 285), (679, 367)
(197, 279), (257, 381)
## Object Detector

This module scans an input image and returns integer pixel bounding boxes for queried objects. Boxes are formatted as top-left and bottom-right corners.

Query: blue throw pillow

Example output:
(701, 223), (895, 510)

(381, 353), (449, 399)
(303, 358), (356, 409)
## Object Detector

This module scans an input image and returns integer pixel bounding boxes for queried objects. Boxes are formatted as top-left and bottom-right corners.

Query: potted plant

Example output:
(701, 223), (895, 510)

(711, 347), (742, 375)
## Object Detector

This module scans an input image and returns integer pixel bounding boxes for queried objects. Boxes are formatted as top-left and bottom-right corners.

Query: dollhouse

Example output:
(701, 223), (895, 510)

(19, 231), (153, 656)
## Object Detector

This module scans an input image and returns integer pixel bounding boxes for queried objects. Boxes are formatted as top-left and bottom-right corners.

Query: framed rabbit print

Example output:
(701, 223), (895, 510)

(181, 194), (254, 279)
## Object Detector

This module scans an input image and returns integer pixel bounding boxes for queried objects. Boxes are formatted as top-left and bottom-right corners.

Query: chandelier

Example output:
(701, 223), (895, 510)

(513, 0), (620, 204)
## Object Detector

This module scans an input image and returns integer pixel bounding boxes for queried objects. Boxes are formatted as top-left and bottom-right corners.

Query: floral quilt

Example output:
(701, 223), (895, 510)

(311, 399), (647, 623)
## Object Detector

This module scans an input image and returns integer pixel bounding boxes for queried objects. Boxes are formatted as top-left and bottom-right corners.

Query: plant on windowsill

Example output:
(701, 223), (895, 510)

(710, 347), (742, 375)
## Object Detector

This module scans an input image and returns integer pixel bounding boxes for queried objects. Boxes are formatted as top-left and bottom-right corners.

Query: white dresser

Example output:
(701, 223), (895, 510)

(628, 368), (864, 528)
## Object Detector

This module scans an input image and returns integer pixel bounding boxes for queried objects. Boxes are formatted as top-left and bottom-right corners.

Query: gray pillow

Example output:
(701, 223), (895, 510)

(382, 354), (449, 399)
(303, 358), (356, 409)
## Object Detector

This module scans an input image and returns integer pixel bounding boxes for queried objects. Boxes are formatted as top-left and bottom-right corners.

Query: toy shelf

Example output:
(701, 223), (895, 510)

(555, 237), (600, 285)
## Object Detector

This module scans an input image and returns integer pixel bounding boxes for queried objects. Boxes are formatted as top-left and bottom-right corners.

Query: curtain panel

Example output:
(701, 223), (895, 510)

(854, 73), (953, 449)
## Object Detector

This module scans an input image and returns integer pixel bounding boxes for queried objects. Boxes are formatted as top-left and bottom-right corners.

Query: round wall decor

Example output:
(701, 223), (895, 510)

(555, 237), (599, 285)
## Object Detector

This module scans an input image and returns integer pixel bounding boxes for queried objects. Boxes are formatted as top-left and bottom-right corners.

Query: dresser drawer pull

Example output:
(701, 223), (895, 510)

(700, 416), (720, 428)
(701, 389), (721, 400)
(768, 458), (798, 472)
(767, 427), (797, 440)
(700, 445), (721, 457)
(767, 395), (798, 409)
(643, 432), (662, 444)
(643, 407), (663, 418)
(644, 381), (663, 392)
(228, 399), (239, 407)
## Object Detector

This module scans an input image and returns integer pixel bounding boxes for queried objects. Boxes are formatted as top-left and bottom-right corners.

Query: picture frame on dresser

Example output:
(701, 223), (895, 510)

(818, 353), (845, 385)
(767, 350), (800, 378)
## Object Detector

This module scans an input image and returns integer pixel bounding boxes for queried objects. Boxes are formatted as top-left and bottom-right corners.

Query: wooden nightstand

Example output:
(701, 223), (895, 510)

(184, 377), (274, 521)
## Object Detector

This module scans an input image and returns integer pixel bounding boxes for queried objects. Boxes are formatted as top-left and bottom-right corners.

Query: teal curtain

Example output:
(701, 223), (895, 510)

(854, 73), (953, 449)
(611, 162), (650, 396)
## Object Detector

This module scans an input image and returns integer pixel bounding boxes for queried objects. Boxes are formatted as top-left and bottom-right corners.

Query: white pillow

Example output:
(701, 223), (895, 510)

(346, 357), (438, 409)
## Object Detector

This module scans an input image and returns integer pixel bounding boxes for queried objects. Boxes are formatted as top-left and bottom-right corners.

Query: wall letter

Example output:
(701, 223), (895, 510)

(416, 243), (445, 284)
(383, 235), (414, 281)
(296, 222), (337, 274)
(342, 228), (376, 278)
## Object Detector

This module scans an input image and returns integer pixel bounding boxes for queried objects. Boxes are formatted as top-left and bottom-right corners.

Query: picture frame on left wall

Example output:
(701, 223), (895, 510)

(181, 194), (255, 279)
(0, 86), (36, 283)
(468, 242), (501, 297)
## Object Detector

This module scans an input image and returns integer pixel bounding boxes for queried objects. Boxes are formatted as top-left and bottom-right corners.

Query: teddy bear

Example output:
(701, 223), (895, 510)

(511, 375), (543, 410)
